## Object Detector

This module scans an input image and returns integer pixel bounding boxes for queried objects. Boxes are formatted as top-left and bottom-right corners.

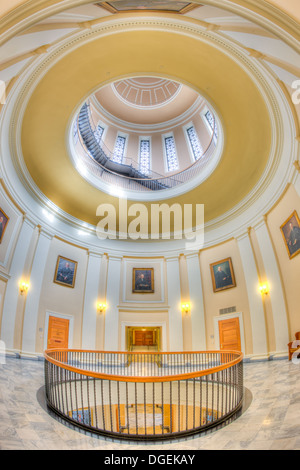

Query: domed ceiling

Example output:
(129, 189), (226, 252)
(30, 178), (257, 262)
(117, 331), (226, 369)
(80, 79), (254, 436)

(72, 75), (219, 196)
(93, 77), (199, 125)
(1, 0), (296, 238)
(112, 77), (182, 108)
(19, 25), (272, 229)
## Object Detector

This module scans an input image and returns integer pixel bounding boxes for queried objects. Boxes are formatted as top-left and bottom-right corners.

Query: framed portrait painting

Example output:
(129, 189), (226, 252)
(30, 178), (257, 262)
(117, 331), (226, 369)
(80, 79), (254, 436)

(280, 210), (300, 259)
(0, 208), (9, 244)
(132, 268), (154, 293)
(54, 256), (78, 288)
(210, 257), (236, 293)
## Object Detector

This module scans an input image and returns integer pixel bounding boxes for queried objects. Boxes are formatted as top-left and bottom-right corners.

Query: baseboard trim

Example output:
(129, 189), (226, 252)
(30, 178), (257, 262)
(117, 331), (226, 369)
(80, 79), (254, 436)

(244, 351), (289, 362)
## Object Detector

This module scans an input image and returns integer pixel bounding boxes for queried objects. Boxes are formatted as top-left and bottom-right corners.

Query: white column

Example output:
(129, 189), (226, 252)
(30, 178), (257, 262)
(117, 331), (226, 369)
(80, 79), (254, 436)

(21, 228), (52, 355)
(81, 251), (102, 350)
(104, 255), (121, 351)
(254, 218), (289, 354)
(0, 217), (36, 351)
(186, 252), (206, 350)
(166, 256), (183, 352)
(236, 231), (268, 357)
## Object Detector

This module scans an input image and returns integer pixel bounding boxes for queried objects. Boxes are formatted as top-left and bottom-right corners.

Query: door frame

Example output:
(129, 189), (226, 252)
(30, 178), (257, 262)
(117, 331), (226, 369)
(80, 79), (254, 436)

(213, 312), (245, 354)
(44, 310), (74, 351)
(121, 320), (167, 352)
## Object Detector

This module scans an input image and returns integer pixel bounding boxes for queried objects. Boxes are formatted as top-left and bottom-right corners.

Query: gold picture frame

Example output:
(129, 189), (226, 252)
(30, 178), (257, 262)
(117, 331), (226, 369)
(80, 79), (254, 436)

(0, 207), (9, 244)
(210, 257), (236, 293)
(132, 267), (154, 293)
(54, 256), (78, 288)
(280, 210), (300, 260)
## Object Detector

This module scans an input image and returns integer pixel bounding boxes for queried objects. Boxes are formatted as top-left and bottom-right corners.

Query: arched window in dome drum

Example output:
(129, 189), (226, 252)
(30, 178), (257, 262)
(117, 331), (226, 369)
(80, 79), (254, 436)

(164, 135), (179, 172)
(73, 120), (79, 145)
(139, 139), (151, 175)
(186, 125), (203, 161)
(113, 135), (126, 163)
(94, 124), (105, 144)
(204, 110), (218, 143)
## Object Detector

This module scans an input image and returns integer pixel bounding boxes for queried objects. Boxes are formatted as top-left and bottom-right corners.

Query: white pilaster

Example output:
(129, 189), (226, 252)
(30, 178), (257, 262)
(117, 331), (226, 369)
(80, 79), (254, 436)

(166, 256), (183, 352)
(236, 231), (268, 357)
(104, 255), (121, 351)
(186, 252), (206, 350)
(21, 229), (52, 354)
(81, 251), (102, 350)
(0, 217), (36, 350)
(254, 218), (289, 354)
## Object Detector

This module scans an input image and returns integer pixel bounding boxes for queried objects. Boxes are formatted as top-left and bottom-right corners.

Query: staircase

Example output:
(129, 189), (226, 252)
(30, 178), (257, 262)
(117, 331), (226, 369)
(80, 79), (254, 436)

(77, 103), (170, 191)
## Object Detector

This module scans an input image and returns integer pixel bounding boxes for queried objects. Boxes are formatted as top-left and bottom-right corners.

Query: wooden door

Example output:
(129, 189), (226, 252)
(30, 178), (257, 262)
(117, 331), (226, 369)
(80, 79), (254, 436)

(145, 331), (154, 346)
(47, 316), (69, 350)
(133, 330), (154, 346)
(134, 331), (144, 345)
(218, 317), (241, 352)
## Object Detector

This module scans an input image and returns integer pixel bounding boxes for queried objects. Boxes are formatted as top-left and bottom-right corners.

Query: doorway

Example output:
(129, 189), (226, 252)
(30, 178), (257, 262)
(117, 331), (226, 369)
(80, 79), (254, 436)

(126, 326), (161, 352)
(47, 315), (69, 350)
(218, 317), (241, 352)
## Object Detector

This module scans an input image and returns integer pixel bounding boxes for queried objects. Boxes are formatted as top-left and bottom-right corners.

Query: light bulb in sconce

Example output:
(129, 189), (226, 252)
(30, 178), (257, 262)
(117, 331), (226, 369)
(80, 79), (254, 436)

(19, 281), (29, 295)
(181, 302), (191, 314)
(259, 282), (269, 295)
(97, 302), (107, 313)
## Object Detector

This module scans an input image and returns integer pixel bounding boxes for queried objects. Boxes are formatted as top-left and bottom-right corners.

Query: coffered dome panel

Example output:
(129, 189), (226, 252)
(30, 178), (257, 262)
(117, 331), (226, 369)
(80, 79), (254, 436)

(112, 77), (182, 108)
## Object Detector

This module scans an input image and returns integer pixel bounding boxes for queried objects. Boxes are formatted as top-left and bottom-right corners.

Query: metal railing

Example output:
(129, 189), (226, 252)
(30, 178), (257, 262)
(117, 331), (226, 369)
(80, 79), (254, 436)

(74, 101), (218, 192)
(44, 349), (243, 440)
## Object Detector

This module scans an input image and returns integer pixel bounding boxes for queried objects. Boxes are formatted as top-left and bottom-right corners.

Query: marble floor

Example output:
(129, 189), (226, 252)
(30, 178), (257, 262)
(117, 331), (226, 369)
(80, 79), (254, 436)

(0, 356), (299, 450)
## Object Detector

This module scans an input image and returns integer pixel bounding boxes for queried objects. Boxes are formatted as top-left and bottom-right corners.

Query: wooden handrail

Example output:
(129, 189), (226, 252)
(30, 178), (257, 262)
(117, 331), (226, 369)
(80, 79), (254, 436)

(44, 349), (243, 384)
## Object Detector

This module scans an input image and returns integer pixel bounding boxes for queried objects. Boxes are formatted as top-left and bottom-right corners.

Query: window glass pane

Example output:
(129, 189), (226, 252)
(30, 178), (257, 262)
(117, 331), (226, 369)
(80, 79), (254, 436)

(164, 136), (179, 172)
(94, 124), (104, 144)
(186, 125), (203, 160)
(139, 139), (151, 175)
(113, 135), (126, 163)
(205, 110), (218, 140)
(73, 120), (79, 145)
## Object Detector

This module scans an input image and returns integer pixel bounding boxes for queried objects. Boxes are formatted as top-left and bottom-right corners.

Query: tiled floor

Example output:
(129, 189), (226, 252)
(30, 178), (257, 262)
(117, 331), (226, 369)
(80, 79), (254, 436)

(0, 356), (299, 450)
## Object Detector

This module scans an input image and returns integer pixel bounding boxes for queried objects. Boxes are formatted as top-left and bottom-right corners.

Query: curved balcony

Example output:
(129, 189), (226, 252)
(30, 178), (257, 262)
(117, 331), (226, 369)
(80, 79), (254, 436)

(73, 102), (219, 194)
(44, 349), (243, 440)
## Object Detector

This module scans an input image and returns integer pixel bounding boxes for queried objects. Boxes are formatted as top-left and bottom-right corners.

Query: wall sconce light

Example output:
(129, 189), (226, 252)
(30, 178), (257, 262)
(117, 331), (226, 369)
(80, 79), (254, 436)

(19, 281), (29, 295)
(181, 303), (191, 314)
(259, 282), (269, 295)
(97, 302), (107, 313)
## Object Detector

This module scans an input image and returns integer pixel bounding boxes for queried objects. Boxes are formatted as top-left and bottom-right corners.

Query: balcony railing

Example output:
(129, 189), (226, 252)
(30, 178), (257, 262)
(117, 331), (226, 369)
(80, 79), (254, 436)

(74, 102), (218, 192)
(44, 349), (243, 440)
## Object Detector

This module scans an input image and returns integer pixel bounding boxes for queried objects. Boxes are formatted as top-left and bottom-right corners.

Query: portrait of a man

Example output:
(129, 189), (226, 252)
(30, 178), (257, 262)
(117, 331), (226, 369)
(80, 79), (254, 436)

(280, 210), (300, 259)
(132, 268), (154, 293)
(210, 258), (236, 293)
(54, 256), (77, 288)
(0, 208), (9, 244)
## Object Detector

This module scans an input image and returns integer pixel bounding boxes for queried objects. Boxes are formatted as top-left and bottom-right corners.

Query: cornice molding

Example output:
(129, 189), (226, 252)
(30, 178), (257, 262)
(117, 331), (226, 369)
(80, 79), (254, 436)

(89, 94), (206, 134)
(1, 0), (299, 50)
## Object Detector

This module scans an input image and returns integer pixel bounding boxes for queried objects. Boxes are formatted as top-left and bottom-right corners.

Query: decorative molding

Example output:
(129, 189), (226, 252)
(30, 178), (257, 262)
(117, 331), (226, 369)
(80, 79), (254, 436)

(89, 93), (205, 133)
(0, 15), (297, 257)
(294, 160), (300, 172)
(0, 270), (11, 282)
